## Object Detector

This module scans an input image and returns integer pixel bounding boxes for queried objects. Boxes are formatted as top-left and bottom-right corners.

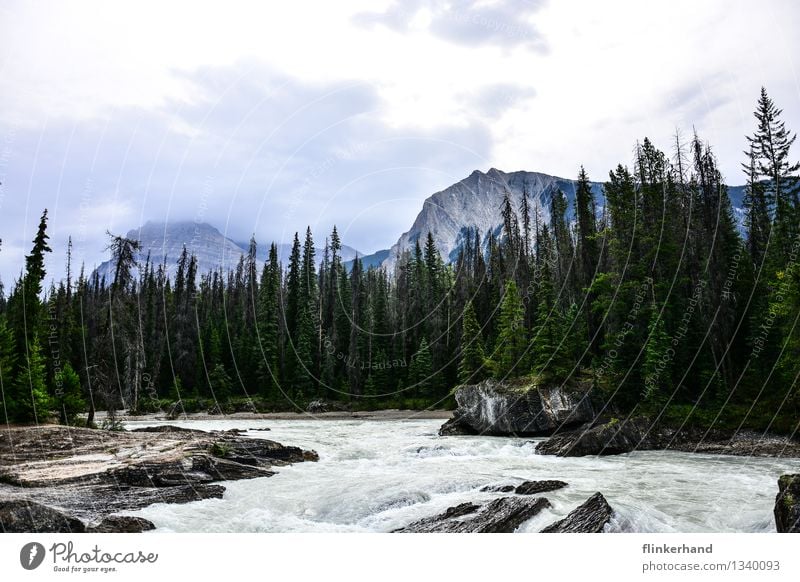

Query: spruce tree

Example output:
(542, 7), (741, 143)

(408, 337), (433, 398)
(747, 87), (800, 259)
(56, 362), (85, 425)
(12, 335), (51, 423)
(0, 315), (17, 422)
(457, 300), (485, 384)
(256, 243), (281, 398)
(530, 223), (573, 382)
(490, 280), (527, 379)
(642, 305), (670, 406)
(574, 167), (601, 356)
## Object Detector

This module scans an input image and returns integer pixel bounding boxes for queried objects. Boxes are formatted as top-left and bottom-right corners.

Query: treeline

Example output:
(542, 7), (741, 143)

(0, 88), (798, 432)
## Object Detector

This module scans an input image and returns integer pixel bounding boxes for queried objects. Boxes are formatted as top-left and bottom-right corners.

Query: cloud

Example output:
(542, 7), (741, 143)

(0, 62), (494, 285)
(467, 83), (537, 119)
(353, 0), (549, 52)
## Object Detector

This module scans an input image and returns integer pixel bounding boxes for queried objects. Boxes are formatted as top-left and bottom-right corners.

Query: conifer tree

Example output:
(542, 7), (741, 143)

(746, 87), (800, 259)
(0, 315), (17, 421)
(490, 280), (527, 379)
(408, 337), (433, 398)
(457, 300), (485, 383)
(257, 243), (282, 398)
(11, 335), (51, 422)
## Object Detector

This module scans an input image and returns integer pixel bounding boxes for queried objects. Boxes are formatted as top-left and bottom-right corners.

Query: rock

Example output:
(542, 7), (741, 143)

(438, 411), (478, 436)
(536, 417), (650, 457)
(0, 425), (315, 528)
(536, 417), (800, 458)
(439, 379), (595, 437)
(394, 496), (551, 533)
(214, 439), (314, 466)
(775, 474), (800, 533)
(479, 480), (568, 494)
(87, 515), (156, 533)
(540, 492), (613, 533)
(480, 484), (515, 493)
(515, 480), (568, 495)
(0, 500), (86, 533)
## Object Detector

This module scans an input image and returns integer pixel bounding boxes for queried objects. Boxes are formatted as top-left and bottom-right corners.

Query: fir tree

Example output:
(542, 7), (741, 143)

(11, 336), (51, 423)
(458, 301), (485, 384)
(408, 337), (433, 398)
(490, 280), (527, 379)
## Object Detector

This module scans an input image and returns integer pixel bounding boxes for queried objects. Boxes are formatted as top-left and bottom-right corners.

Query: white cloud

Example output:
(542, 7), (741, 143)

(1, 0), (799, 285)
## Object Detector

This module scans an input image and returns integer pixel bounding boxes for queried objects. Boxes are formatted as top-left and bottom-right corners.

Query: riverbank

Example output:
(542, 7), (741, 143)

(0, 424), (317, 532)
(95, 408), (453, 422)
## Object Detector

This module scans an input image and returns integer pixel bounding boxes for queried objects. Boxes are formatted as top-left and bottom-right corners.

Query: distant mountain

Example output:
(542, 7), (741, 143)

(382, 168), (603, 270)
(93, 221), (361, 281)
(383, 168), (748, 270)
(344, 248), (391, 272)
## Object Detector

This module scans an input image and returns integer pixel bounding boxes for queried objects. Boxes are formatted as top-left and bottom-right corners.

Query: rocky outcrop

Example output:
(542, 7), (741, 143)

(480, 480), (568, 494)
(775, 474), (800, 533)
(536, 417), (650, 457)
(394, 496), (552, 533)
(439, 411), (478, 436)
(439, 379), (595, 436)
(514, 480), (568, 495)
(0, 425), (317, 531)
(479, 484), (515, 493)
(540, 493), (613, 533)
(0, 500), (86, 533)
(536, 416), (800, 458)
(87, 515), (156, 533)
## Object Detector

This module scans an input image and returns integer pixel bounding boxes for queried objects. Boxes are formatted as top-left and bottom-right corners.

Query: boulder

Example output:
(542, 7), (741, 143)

(439, 411), (478, 436)
(439, 379), (595, 437)
(479, 484), (515, 493)
(515, 480), (568, 495)
(214, 439), (315, 465)
(775, 474), (800, 533)
(394, 496), (551, 533)
(0, 500), (85, 533)
(87, 515), (156, 533)
(540, 492), (613, 533)
(479, 480), (568, 494)
(536, 417), (650, 457)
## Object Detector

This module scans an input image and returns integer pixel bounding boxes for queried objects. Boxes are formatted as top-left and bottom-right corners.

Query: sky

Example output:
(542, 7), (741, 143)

(1, 0), (799, 286)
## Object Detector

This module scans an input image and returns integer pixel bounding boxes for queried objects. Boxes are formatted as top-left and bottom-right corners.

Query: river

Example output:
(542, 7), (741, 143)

(124, 418), (797, 533)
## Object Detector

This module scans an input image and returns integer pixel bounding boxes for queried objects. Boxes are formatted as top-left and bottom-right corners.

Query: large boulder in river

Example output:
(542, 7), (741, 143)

(775, 474), (800, 533)
(540, 492), (613, 533)
(439, 379), (595, 436)
(87, 515), (156, 533)
(0, 500), (86, 533)
(394, 496), (552, 533)
(536, 416), (651, 457)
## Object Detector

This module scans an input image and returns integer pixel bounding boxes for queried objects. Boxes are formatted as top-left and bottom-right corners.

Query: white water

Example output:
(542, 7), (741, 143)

(123, 418), (798, 533)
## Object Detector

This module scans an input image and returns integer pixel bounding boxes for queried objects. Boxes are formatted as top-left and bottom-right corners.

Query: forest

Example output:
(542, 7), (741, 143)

(0, 88), (798, 433)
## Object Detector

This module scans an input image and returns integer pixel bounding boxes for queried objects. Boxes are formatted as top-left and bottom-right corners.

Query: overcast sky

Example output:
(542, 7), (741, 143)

(1, 0), (799, 286)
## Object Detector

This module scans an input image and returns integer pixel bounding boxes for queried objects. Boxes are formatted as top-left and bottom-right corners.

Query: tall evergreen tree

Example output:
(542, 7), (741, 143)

(457, 300), (485, 383)
(490, 280), (527, 379)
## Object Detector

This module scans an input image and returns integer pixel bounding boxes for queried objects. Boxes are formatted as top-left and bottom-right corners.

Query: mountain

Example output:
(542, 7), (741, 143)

(382, 168), (603, 270)
(93, 221), (360, 281)
(344, 248), (391, 272)
(383, 168), (748, 270)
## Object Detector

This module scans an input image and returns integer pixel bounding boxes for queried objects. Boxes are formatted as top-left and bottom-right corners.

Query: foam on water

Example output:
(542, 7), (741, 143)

(123, 418), (798, 533)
